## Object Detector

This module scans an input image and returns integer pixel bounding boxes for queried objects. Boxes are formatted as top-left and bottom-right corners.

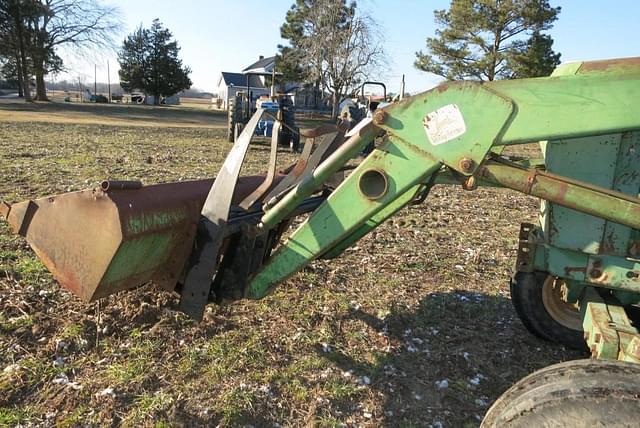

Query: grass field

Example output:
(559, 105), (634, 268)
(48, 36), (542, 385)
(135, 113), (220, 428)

(0, 101), (581, 427)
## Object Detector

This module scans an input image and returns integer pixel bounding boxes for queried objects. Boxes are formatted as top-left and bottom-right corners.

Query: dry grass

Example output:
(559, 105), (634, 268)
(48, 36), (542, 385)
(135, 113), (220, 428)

(0, 100), (227, 129)
(0, 101), (581, 427)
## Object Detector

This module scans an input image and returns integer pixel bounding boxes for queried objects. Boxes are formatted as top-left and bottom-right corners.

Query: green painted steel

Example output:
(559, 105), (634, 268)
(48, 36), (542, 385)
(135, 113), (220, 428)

(480, 161), (640, 231)
(531, 243), (640, 295)
(378, 81), (514, 175)
(542, 135), (626, 254)
(321, 184), (424, 260)
(582, 287), (640, 362)
(604, 132), (640, 257)
(490, 73), (640, 145)
(102, 233), (175, 285)
(247, 138), (441, 299)
(249, 59), (640, 302)
(539, 132), (640, 256)
(537, 60), (640, 258)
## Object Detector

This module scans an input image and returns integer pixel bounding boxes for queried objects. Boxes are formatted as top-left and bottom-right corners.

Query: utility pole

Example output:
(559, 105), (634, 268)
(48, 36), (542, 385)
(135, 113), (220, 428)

(270, 68), (276, 98)
(78, 77), (82, 102)
(107, 61), (111, 103)
(94, 64), (97, 96)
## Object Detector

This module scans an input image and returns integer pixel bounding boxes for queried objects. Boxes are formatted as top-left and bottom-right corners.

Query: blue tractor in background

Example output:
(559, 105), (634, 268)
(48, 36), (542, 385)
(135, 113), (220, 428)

(228, 92), (300, 152)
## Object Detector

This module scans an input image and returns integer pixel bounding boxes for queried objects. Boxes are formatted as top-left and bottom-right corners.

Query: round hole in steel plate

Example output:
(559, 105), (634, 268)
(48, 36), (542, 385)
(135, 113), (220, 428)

(358, 169), (388, 200)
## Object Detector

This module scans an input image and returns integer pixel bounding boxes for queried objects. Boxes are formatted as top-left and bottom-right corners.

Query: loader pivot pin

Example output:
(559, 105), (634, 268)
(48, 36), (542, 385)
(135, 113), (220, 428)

(373, 109), (388, 125)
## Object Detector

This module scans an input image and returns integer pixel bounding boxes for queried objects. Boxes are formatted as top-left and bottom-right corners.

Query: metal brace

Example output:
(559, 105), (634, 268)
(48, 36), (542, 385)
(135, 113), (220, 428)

(179, 109), (265, 320)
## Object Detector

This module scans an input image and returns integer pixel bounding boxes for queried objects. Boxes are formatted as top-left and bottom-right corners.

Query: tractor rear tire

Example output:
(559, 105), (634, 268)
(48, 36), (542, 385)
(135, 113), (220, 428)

(228, 97), (239, 142)
(510, 271), (587, 351)
(290, 127), (300, 153)
(481, 358), (640, 427)
(276, 126), (291, 148)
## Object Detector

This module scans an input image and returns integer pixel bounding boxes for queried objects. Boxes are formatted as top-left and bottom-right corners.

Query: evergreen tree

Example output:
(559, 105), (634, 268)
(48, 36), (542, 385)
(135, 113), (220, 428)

(508, 30), (560, 78)
(415, 0), (561, 81)
(276, 1), (310, 84)
(118, 19), (191, 104)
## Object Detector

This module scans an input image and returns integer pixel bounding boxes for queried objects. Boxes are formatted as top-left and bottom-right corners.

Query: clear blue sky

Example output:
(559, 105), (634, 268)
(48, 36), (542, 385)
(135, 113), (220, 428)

(57, 0), (640, 95)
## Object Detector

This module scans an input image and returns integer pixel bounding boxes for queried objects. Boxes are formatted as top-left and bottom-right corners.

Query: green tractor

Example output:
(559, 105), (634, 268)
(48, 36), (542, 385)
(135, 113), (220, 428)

(3, 57), (640, 425)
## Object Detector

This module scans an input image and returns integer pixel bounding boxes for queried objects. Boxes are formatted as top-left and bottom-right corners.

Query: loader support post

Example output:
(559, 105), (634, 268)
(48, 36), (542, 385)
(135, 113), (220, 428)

(179, 109), (265, 319)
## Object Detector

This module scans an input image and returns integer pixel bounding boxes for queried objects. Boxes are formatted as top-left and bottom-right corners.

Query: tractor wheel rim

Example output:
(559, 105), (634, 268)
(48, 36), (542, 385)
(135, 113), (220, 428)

(541, 276), (582, 331)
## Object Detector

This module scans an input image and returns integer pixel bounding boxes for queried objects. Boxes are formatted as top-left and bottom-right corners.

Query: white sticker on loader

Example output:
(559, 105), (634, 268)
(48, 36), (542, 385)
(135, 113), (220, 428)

(423, 104), (466, 145)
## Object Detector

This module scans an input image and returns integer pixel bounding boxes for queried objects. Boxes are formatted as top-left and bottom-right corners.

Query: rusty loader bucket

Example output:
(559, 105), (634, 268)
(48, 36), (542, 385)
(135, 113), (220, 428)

(0, 111), (347, 313)
(0, 176), (275, 302)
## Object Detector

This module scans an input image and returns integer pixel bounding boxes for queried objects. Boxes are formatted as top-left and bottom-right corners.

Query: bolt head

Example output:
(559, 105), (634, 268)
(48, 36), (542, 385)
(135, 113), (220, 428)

(459, 158), (474, 173)
(373, 109), (388, 125)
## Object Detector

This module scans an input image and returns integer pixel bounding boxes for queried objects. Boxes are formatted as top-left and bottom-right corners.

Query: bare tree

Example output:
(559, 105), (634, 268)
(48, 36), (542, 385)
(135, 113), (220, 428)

(29, 0), (121, 100)
(282, 0), (386, 118)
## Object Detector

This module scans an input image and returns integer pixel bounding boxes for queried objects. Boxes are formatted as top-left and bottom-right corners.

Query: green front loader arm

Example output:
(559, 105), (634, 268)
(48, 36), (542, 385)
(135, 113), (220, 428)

(248, 141), (441, 299)
(246, 64), (640, 299)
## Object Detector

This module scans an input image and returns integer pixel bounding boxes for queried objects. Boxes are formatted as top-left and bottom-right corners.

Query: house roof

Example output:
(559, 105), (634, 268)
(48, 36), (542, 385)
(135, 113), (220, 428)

(219, 72), (266, 88)
(243, 55), (276, 74)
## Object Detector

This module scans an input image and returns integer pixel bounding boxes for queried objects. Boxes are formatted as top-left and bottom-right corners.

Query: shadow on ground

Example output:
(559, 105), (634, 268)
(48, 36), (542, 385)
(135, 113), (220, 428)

(314, 290), (583, 427)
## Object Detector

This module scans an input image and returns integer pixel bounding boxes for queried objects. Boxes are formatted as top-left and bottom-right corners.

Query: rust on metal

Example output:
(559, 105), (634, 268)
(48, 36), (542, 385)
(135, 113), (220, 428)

(461, 176), (477, 191)
(480, 157), (640, 231)
(0, 200), (10, 218)
(264, 124), (348, 204)
(373, 109), (388, 126)
(299, 124), (339, 138)
(578, 57), (640, 73)
(2, 175), (283, 302)
(628, 337), (640, 361)
(600, 230), (618, 255)
(516, 223), (536, 272)
(435, 83), (450, 93)
(5, 200), (38, 237)
(239, 121), (281, 210)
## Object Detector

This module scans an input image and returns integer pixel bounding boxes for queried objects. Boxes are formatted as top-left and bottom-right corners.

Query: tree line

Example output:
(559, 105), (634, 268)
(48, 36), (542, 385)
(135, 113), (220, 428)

(277, 0), (561, 117)
(2, 0), (561, 110)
